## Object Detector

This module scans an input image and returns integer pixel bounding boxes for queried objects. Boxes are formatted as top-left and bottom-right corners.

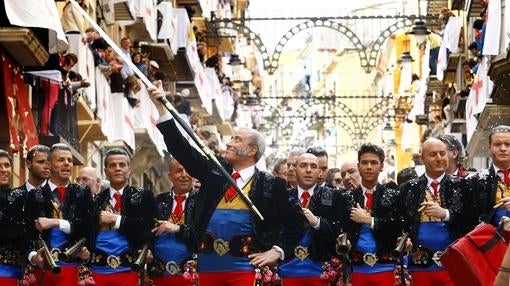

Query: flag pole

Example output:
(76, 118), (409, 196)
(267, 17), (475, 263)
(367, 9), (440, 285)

(68, 0), (263, 221)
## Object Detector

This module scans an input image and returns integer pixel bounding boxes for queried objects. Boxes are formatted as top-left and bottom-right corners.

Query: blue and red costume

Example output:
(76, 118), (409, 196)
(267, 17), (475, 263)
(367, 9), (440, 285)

(91, 186), (156, 286)
(156, 117), (306, 286)
(401, 174), (476, 286)
(349, 183), (402, 286)
(24, 183), (93, 286)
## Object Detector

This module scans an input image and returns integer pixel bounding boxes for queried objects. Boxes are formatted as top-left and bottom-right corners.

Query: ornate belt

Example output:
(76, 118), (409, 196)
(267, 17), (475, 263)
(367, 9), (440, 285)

(0, 248), (21, 266)
(200, 233), (261, 257)
(409, 246), (443, 268)
(350, 250), (395, 266)
(150, 258), (187, 276)
(92, 252), (134, 269)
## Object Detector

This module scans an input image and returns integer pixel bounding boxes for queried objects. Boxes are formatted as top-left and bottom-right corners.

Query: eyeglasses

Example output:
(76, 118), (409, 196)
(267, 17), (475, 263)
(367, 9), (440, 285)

(333, 178), (342, 184)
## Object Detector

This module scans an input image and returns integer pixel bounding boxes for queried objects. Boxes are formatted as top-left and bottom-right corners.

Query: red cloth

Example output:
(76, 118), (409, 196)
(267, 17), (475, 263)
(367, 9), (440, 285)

(92, 271), (138, 286)
(301, 191), (310, 207)
(411, 270), (454, 286)
(56, 187), (66, 203)
(431, 180), (439, 199)
(365, 192), (373, 211)
(113, 192), (122, 213)
(281, 276), (329, 286)
(225, 172), (240, 202)
(152, 275), (194, 286)
(39, 79), (60, 136)
(172, 195), (186, 222)
(0, 277), (18, 286)
(35, 265), (78, 286)
(350, 271), (394, 286)
(199, 271), (255, 286)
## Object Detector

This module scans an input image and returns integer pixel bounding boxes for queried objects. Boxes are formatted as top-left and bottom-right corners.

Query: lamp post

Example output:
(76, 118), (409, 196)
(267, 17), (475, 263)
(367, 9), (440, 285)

(406, 20), (430, 45)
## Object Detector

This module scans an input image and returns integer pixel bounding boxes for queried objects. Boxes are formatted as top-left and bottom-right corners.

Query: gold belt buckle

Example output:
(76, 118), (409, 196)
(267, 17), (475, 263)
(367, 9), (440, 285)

(432, 251), (443, 267)
(294, 245), (309, 261)
(165, 261), (180, 275)
(107, 255), (121, 269)
(50, 248), (61, 262)
(213, 239), (230, 256)
(363, 253), (378, 267)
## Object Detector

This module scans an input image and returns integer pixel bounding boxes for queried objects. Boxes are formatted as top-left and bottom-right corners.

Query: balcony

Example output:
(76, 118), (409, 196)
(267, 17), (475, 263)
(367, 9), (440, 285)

(467, 104), (510, 157)
(464, 0), (486, 18)
(76, 96), (106, 143)
(0, 28), (48, 66)
(487, 52), (510, 105)
(167, 48), (195, 81)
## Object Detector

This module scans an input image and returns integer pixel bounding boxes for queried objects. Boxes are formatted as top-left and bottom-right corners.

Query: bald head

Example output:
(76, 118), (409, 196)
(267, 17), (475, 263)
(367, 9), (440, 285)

(421, 138), (448, 179)
(296, 153), (319, 189)
(340, 160), (361, 191)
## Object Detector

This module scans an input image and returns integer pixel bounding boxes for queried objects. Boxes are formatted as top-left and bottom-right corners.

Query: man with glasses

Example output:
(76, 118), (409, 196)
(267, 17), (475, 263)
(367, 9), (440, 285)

(325, 168), (342, 189)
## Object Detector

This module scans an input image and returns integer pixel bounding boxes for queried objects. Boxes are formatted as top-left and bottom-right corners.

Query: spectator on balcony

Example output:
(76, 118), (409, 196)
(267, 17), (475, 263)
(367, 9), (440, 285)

(61, 0), (91, 34)
(468, 42), (479, 57)
(175, 89), (192, 116)
(84, 27), (102, 66)
(119, 37), (134, 79)
(473, 18), (485, 53)
(131, 52), (148, 78)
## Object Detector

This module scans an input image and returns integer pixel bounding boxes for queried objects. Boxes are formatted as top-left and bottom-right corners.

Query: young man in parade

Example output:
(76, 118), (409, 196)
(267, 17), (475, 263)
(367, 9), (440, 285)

(348, 143), (403, 286)
(0, 150), (29, 285)
(91, 148), (156, 286)
(400, 137), (476, 286)
(470, 125), (510, 226)
(24, 143), (93, 286)
(149, 83), (306, 285)
(280, 152), (353, 285)
(150, 157), (198, 285)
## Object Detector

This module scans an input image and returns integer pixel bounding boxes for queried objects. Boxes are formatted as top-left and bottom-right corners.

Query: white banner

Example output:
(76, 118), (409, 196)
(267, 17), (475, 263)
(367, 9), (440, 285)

(4, 0), (69, 53)
(482, 0), (501, 55)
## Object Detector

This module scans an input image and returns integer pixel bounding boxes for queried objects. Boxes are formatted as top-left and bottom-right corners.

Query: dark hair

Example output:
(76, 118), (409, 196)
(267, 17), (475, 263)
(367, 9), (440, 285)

(48, 143), (72, 161)
(325, 167), (341, 186)
(306, 146), (328, 158)
(64, 53), (78, 65)
(397, 167), (418, 186)
(489, 125), (510, 145)
(358, 143), (385, 163)
(473, 19), (484, 30)
(0, 149), (12, 164)
(437, 134), (464, 162)
(104, 148), (130, 166)
(26, 145), (50, 162)
(467, 42), (478, 51)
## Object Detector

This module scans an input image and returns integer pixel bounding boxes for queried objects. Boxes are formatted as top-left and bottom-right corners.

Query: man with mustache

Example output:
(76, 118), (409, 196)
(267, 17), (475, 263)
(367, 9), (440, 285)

(149, 83), (306, 286)
(25, 143), (93, 286)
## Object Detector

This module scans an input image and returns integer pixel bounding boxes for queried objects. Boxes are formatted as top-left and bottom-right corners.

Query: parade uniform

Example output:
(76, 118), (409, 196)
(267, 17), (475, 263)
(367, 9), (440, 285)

(400, 174), (476, 286)
(150, 191), (196, 285)
(279, 185), (352, 286)
(24, 182), (93, 286)
(349, 183), (402, 286)
(91, 186), (156, 286)
(471, 165), (510, 226)
(157, 117), (306, 286)
(0, 185), (29, 286)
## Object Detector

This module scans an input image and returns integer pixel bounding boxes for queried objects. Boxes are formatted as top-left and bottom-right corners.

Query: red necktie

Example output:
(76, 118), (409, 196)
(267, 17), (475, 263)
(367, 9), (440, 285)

(431, 180), (439, 199)
(300, 191), (310, 207)
(113, 192), (122, 213)
(56, 187), (66, 203)
(225, 172), (241, 202)
(365, 192), (373, 211)
(500, 169), (510, 186)
(172, 195), (186, 222)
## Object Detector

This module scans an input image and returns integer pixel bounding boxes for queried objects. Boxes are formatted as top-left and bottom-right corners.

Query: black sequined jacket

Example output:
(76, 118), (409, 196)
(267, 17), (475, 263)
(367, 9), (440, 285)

(24, 182), (93, 253)
(92, 186), (157, 251)
(350, 183), (403, 255)
(0, 185), (30, 261)
(155, 190), (198, 250)
(469, 166), (500, 223)
(289, 186), (353, 261)
(157, 119), (307, 256)
(400, 174), (477, 244)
